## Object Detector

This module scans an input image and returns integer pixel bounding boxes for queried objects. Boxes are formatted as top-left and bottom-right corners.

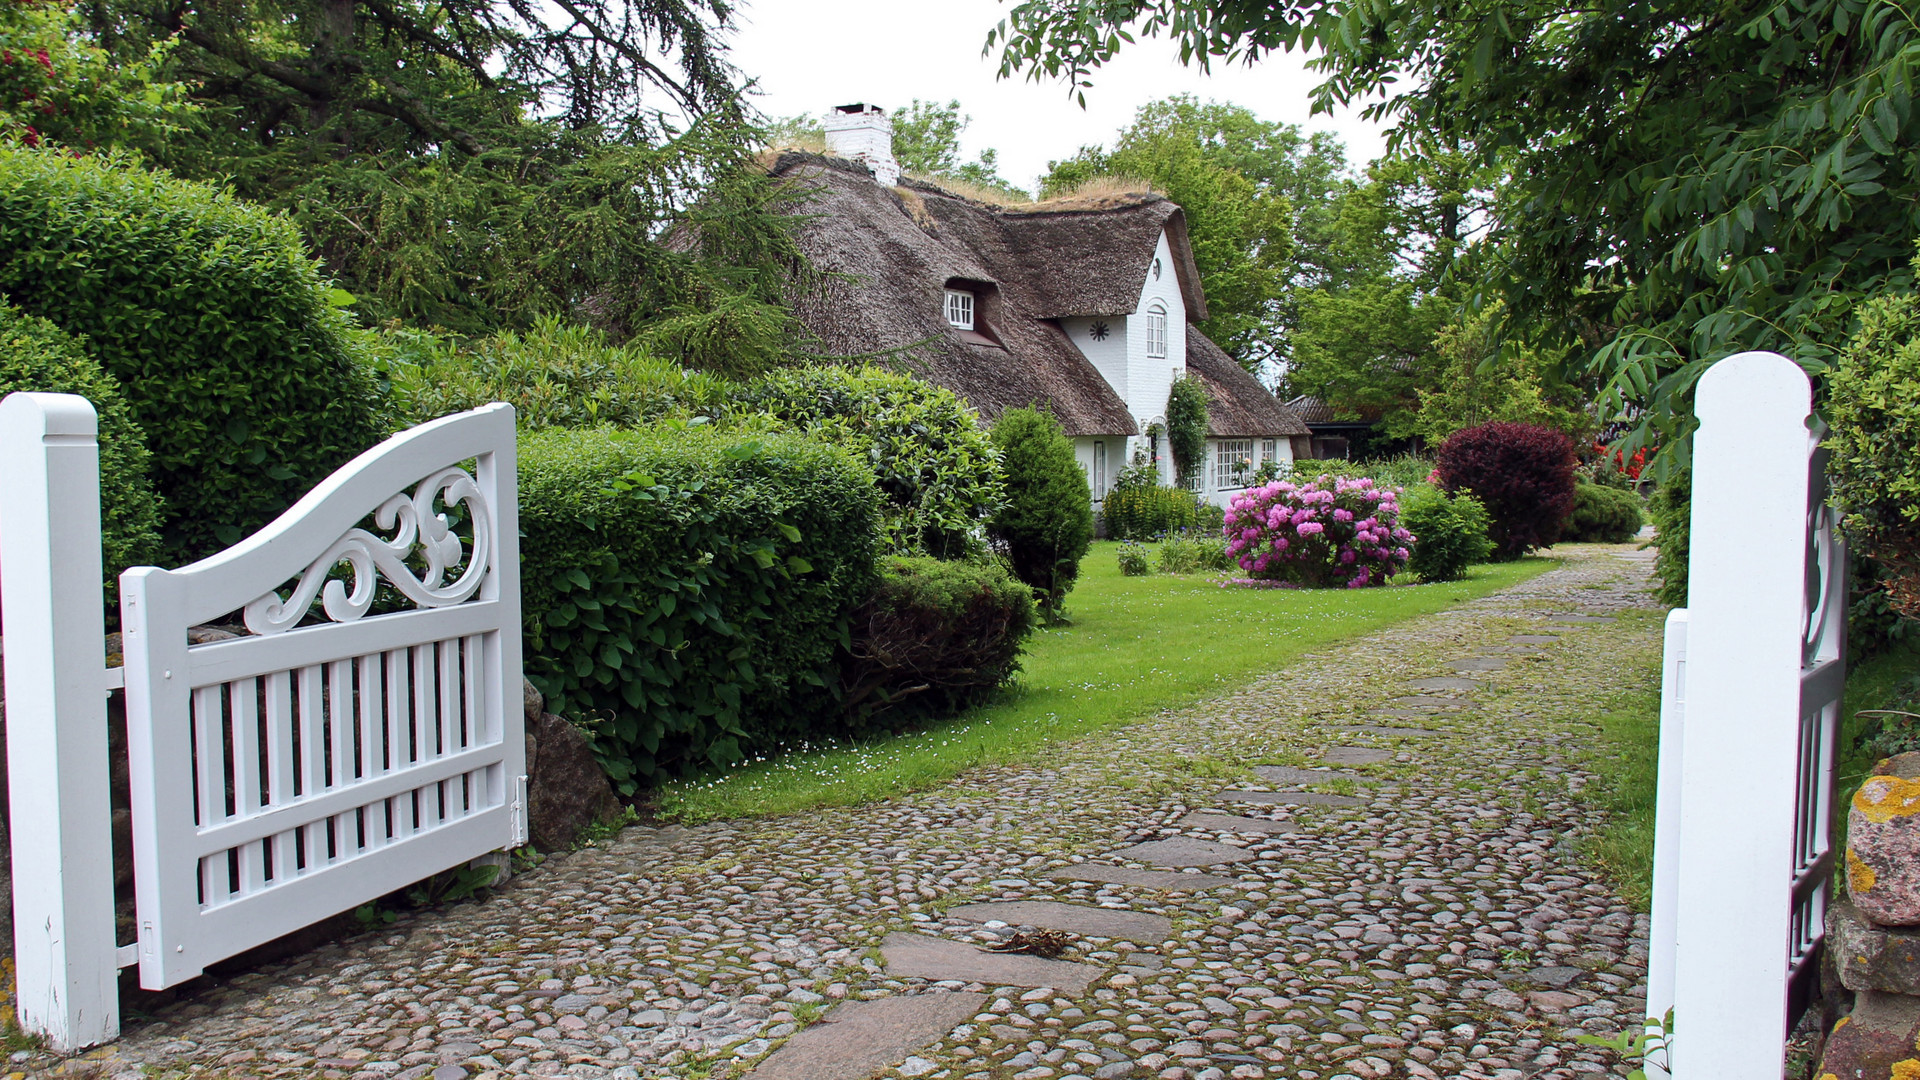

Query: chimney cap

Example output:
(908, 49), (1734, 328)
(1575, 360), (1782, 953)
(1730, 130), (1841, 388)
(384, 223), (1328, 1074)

(833, 103), (884, 115)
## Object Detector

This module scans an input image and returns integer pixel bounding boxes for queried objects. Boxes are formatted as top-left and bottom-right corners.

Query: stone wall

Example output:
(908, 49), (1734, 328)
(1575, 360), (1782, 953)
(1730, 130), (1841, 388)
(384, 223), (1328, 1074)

(1817, 752), (1920, 1078)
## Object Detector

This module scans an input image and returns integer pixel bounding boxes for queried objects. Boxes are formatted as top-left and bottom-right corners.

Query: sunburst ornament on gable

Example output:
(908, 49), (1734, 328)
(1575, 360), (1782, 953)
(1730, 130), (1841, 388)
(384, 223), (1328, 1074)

(1089, 321), (1111, 341)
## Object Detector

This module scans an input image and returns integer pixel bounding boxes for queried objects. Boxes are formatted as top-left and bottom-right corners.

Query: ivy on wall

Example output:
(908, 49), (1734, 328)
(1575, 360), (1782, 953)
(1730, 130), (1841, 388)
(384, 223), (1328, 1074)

(1166, 376), (1210, 487)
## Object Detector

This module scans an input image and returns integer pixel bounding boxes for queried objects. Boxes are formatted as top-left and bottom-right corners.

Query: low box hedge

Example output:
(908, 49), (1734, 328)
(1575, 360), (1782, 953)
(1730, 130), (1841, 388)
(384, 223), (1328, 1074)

(518, 425), (881, 791)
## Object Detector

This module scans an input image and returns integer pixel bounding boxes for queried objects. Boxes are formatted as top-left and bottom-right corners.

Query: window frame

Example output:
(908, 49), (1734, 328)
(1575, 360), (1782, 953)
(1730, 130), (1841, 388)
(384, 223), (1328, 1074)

(1145, 303), (1168, 358)
(1092, 440), (1107, 497)
(945, 289), (975, 330)
(1213, 439), (1255, 490)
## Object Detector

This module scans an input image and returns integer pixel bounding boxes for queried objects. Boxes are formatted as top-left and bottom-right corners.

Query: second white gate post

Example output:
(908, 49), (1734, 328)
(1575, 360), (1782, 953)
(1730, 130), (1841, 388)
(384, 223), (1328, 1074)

(0, 391), (120, 1049)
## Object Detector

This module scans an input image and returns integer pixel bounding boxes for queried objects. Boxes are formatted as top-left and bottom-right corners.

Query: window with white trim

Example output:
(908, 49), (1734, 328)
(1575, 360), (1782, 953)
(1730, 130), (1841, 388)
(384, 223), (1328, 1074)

(1262, 439), (1278, 463)
(1146, 303), (1168, 358)
(1093, 440), (1107, 497)
(1214, 439), (1255, 490)
(944, 289), (974, 330)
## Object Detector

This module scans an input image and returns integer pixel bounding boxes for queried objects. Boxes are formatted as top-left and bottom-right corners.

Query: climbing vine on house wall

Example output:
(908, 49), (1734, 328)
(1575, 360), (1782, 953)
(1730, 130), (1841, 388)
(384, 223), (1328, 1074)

(1166, 376), (1209, 486)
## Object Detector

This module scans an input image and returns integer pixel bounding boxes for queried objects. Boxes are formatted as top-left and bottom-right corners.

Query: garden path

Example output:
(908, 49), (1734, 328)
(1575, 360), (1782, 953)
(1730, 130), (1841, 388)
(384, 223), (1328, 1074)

(25, 543), (1660, 1080)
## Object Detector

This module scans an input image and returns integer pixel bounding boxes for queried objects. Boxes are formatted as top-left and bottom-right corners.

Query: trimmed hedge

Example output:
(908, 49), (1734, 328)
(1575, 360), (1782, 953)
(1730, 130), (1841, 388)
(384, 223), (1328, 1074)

(838, 555), (1035, 728)
(1564, 482), (1645, 543)
(1400, 486), (1493, 583)
(518, 426), (881, 791)
(0, 147), (385, 563)
(0, 301), (161, 600)
(1435, 422), (1576, 560)
(734, 365), (1004, 557)
(1649, 472), (1690, 607)
(988, 408), (1092, 622)
(386, 318), (730, 430)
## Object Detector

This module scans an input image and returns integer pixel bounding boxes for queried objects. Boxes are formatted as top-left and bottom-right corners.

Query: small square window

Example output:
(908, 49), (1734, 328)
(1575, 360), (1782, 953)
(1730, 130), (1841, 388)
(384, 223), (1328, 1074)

(945, 289), (974, 330)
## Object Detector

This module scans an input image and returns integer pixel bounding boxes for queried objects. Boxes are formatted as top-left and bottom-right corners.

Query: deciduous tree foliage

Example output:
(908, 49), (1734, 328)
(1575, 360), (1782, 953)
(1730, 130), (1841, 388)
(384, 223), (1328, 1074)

(991, 0), (1920, 466)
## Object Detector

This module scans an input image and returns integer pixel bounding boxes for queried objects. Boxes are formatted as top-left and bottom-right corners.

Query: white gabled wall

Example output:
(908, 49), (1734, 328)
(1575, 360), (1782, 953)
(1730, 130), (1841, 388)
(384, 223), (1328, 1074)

(1061, 316), (1129, 405)
(1125, 231), (1187, 436)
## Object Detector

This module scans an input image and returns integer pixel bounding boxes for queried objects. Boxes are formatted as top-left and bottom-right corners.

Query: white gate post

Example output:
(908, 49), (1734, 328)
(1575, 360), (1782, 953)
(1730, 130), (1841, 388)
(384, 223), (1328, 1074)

(0, 392), (120, 1049)
(1665, 352), (1818, 1078)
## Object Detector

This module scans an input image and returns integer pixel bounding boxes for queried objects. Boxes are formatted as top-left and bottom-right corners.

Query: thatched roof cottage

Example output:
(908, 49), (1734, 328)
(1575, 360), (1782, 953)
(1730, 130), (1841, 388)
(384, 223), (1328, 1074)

(770, 103), (1311, 508)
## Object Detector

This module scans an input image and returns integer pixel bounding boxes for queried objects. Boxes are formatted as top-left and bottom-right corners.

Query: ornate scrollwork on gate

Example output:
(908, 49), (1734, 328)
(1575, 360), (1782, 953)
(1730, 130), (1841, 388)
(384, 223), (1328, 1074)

(243, 467), (493, 635)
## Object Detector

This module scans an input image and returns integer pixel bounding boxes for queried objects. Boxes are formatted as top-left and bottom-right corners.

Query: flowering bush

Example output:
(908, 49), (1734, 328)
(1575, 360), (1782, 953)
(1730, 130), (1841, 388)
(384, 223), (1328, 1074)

(1223, 476), (1412, 588)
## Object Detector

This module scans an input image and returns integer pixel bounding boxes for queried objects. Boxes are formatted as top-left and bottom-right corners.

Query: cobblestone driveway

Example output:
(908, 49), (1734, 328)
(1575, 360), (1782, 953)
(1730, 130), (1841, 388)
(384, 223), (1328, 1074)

(23, 543), (1660, 1080)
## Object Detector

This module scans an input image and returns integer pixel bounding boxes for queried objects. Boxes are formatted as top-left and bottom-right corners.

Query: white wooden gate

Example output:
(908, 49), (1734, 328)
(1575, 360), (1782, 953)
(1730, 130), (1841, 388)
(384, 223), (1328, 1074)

(1645, 351), (1846, 1078)
(2, 396), (526, 1048)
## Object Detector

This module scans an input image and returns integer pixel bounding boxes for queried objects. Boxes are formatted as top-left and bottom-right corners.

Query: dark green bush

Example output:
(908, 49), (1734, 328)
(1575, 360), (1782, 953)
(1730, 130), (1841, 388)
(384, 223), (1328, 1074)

(988, 407), (1092, 622)
(1102, 484), (1200, 540)
(1166, 375), (1209, 486)
(0, 147), (385, 562)
(1564, 482), (1646, 543)
(386, 318), (730, 430)
(837, 555), (1035, 728)
(0, 301), (162, 600)
(1401, 487), (1494, 583)
(1650, 471), (1690, 607)
(735, 365), (1004, 557)
(518, 426), (881, 791)
(1829, 289), (1920, 618)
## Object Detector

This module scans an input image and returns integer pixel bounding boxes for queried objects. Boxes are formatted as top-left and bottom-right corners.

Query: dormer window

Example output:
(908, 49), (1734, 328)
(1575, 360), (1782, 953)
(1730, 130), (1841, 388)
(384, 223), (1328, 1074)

(1146, 302), (1168, 358)
(945, 289), (975, 330)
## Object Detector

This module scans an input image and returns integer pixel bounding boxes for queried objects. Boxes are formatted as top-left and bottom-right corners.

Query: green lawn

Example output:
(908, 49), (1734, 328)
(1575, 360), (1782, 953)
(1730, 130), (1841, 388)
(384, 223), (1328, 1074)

(655, 542), (1557, 822)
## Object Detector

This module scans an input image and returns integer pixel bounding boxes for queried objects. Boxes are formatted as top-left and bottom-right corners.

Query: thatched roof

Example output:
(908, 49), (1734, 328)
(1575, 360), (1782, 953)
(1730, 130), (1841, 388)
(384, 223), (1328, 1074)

(1287, 395), (1383, 428)
(1187, 334), (1310, 437)
(769, 151), (1301, 439)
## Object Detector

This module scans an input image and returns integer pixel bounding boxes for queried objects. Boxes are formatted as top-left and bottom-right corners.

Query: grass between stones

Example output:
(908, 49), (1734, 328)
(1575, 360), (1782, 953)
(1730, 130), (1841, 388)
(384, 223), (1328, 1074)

(1578, 685), (1662, 909)
(655, 543), (1558, 823)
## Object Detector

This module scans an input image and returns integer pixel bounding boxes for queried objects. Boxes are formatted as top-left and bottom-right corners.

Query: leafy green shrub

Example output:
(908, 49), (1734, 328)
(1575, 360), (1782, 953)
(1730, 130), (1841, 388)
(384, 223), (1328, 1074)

(1196, 535), (1234, 571)
(1117, 542), (1151, 576)
(1158, 535), (1201, 574)
(1435, 422), (1577, 559)
(988, 407), (1092, 622)
(387, 318), (729, 429)
(1649, 472), (1690, 607)
(735, 365), (1004, 557)
(837, 555), (1035, 727)
(0, 147), (385, 562)
(1829, 290), (1920, 617)
(1292, 454), (1435, 491)
(518, 426), (881, 791)
(1166, 375), (1209, 486)
(0, 302), (161, 600)
(1103, 484), (1200, 540)
(1400, 487), (1494, 583)
(1564, 482), (1645, 543)
(1195, 500), (1226, 536)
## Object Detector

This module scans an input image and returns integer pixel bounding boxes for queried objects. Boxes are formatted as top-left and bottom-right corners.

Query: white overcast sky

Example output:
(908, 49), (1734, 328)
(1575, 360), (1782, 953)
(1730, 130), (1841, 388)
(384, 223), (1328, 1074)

(726, 0), (1392, 194)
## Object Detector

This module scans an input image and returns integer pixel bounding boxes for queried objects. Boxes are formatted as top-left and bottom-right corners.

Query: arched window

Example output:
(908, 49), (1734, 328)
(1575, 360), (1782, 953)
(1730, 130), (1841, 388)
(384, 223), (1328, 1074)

(1146, 302), (1168, 358)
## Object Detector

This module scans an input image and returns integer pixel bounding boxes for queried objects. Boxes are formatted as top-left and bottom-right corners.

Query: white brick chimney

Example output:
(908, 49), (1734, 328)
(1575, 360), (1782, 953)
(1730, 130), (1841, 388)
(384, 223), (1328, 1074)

(823, 103), (899, 186)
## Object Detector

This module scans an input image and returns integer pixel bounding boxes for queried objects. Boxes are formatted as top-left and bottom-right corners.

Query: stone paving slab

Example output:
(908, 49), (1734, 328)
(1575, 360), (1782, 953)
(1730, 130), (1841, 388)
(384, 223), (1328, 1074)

(1217, 789), (1367, 808)
(745, 992), (985, 1080)
(1450, 656), (1511, 671)
(1388, 694), (1471, 708)
(878, 933), (1103, 993)
(1406, 676), (1484, 692)
(1334, 724), (1441, 737)
(1323, 746), (1395, 765)
(1251, 764), (1359, 784)
(944, 901), (1173, 943)
(1544, 615), (1616, 624)
(1042, 863), (1239, 890)
(1177, 811), (1302, 836)
(1105, 836), (1254, 867)
(1510, 634), (1562, 643)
